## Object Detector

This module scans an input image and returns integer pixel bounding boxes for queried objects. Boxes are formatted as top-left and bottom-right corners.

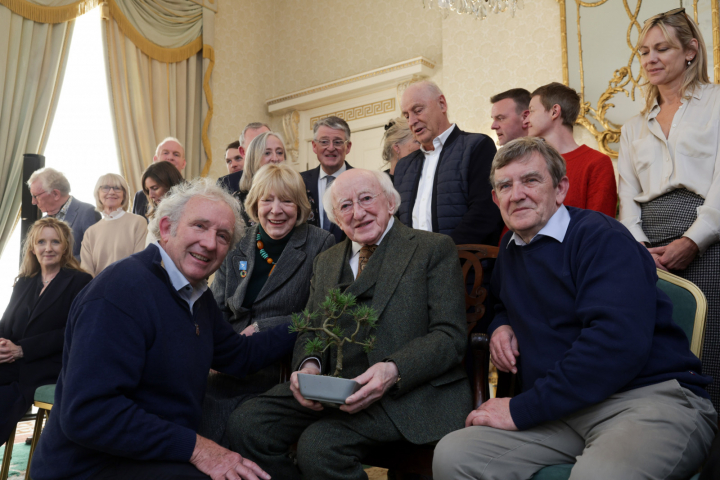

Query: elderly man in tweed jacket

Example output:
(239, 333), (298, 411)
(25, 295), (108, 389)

(227, 168), (471, 480)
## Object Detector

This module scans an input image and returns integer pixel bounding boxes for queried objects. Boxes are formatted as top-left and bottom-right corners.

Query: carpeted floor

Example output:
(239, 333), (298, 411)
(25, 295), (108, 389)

(0, 442), (30, 479)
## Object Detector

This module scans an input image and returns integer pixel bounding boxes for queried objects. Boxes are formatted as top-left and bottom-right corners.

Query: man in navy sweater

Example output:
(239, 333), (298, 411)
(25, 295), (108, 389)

(433, 137), (717, 479)
(31, 179), (294, 480)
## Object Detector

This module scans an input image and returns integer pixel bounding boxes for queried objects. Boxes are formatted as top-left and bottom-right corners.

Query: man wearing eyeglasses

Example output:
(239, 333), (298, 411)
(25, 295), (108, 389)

(27, 167), (100, 259)
(301, 116), (354, 244)
(229, 168), (470, 480)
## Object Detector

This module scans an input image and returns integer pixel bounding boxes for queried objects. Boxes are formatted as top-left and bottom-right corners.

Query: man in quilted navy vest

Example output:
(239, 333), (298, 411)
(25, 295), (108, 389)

(394, 80), (504, 245)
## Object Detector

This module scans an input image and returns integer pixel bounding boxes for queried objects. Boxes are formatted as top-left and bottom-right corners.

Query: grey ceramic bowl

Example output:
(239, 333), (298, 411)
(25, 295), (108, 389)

(297, 373), (360, 404)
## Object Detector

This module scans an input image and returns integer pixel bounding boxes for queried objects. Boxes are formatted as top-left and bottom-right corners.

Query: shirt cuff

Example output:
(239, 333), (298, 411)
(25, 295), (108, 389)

(300, 357), (321, 372)
(685, 214), (720, 254)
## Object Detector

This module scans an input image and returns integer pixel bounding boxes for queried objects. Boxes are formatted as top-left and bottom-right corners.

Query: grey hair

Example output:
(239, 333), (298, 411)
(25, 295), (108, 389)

(239, 122), (271, 148)
(323, 169), (401, 225)
(149, 177), (245, 250)
(27, 167), (71, 196)
(155, 137), (185, 158)
(313, 116), (351, 142)
(490, 137), (566, 189)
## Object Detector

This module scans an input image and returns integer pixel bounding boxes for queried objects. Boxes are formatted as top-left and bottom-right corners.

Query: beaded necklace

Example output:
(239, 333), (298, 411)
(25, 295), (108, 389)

(256, 233), (277, 276)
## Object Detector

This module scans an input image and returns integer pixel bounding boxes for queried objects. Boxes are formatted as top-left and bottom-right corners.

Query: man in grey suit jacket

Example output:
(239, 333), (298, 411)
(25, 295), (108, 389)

(28, 168), (100, 259)
(228, 168), (471, 480)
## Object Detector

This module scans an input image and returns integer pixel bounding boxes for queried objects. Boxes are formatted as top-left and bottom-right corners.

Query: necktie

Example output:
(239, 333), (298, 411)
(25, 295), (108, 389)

(322, 175), (335, 231)
(357, 245), (378, 277)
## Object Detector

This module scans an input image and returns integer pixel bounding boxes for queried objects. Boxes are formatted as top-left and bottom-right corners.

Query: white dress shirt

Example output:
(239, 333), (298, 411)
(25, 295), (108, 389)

(508, 205), (570, 247)
(154, 242), (208, 313)
(411, 124), (456, 231)
(100, 208), (126, 221)
(318, 163), (347, 229)
(618, 83), (720, 253)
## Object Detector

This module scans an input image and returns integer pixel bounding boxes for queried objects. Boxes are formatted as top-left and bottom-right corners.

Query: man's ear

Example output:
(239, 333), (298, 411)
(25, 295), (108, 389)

(491, 189), (500, 208)
(238, 146), (246, 159)
(521, 109), (529, 121)
(550, 104), (562, 122)
(158, 216), (173, 243)
(345, 141), (352, 155)
(555, 176), (570, 206)
(438, 94), (448, 114)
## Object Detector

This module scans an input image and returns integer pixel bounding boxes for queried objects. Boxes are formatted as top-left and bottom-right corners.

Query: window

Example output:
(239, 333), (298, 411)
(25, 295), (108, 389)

(0, 7), (120, 312)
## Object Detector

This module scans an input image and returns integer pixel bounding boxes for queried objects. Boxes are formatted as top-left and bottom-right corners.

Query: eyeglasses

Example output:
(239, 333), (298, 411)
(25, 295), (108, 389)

(31, 190), (50, 201)
(315, 139), (349, 149)
(100, 185), (124, 193)
(646, 7), (687, 24)
(335, 193), (380, 216)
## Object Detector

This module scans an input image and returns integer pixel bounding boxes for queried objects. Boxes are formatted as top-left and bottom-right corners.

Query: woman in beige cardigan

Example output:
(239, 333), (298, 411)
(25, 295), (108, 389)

(80, 174), (147, 277)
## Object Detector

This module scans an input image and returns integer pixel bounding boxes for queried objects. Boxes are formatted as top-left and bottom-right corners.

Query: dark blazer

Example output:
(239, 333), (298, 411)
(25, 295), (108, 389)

(277, 220), (472, 445)
(393, 126), (503, 245)
(300, 162), (352, 244)
(217, 170), (243, 197)
(212, 223), (335, 333)
(0, 268), (92, 402)
(65, 198), (101, 259)
(132, 190), (149, 220)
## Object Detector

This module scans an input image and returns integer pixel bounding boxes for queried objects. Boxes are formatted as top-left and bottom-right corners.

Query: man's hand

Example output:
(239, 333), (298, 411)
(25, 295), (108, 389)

(289, 360), (323, 411)
(465, 398), (517, 431)
(0, 339), (22, 364)
(649, 237), (699, 271)
(190, 434), (270, 480)
(240, 325), (255, 337)
(489, 325), (519, 374)
(340, 361), (399, 414)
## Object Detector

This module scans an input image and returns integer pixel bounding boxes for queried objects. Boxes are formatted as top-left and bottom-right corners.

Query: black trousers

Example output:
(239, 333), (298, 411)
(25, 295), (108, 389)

(0, 382), (29, 446)
(93, 459), (210, 479)
(227, 384), (403, 480)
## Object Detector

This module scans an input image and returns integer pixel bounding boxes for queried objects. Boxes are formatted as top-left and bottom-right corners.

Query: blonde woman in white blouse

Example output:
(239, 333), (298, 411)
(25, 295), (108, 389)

(80, 174), (147, 277)
(618, 8), (720, 409)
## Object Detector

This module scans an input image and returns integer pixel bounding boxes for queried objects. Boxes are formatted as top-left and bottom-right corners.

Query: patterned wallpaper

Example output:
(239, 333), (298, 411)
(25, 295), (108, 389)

(210, 0), (564, 179)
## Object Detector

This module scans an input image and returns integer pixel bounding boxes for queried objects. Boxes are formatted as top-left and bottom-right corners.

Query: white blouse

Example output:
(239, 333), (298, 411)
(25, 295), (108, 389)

(618, 83), (720, 253)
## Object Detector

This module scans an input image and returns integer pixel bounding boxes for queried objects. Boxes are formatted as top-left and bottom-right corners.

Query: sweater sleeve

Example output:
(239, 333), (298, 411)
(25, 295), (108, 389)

(58, 298), (197, 462)
(133, 216), (148, 253)
(80, 231), (96, 277)
(585, 154), (618, 219)
(449, 136), (503, 245)
(617, 126), (650, 244)
(508, 226), (659, 430)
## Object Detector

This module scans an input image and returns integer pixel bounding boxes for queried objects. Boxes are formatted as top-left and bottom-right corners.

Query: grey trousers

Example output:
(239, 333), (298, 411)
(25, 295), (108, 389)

(433, 380), (717, 480)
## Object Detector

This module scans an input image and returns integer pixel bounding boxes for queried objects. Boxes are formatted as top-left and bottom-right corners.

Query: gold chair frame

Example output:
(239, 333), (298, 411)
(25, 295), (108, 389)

(657, 269), (708, 359)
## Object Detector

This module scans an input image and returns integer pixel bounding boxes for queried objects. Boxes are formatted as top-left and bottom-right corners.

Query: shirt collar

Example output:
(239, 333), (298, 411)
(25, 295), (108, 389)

(101, 208), (126, 220)
(319, 162), (347, 180)
(420, 123), (456, 154)
(154, 241), (208, 296)
(647, 85), (705, 119)
(508, 205), (570, 247)
(49, 196), (73, 220)
(351, 217), (394, 256)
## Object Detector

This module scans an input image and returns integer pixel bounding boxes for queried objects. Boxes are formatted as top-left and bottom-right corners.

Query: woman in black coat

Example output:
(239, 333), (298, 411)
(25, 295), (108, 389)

(0, 218), (92, 444)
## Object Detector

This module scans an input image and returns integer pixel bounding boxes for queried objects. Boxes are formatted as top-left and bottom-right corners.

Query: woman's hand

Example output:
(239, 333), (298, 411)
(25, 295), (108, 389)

(0, 338), (23, 363)
(648, 237), (699, 271)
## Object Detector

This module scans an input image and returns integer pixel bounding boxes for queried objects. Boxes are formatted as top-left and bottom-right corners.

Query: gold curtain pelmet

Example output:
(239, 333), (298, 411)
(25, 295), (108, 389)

(0, 0), (100, 23)
(106, 0), (202, 64)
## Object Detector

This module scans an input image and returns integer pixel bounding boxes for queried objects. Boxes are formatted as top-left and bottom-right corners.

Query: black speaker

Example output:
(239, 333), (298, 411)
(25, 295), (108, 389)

(21, 154), (45, 261)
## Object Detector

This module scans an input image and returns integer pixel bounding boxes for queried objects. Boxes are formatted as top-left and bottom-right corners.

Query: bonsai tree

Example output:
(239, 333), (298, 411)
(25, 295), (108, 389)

(290, 288), (379, 378)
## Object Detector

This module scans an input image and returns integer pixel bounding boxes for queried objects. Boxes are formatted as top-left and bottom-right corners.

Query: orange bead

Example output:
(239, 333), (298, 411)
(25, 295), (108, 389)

(257, 241), (264, 249)
(267, 258), (273, 264)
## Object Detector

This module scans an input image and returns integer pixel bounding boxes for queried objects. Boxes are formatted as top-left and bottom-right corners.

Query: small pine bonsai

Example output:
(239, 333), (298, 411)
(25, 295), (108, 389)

(290, 288), (379, 378)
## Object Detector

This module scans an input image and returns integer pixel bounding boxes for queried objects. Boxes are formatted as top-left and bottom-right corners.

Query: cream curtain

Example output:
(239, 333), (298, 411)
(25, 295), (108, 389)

(101, 0), (215, 196)
(0, 0), (89, 257)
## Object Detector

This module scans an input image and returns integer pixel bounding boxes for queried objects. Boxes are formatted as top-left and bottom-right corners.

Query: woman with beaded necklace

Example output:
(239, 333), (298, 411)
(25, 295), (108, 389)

(201, 163), (335, 445)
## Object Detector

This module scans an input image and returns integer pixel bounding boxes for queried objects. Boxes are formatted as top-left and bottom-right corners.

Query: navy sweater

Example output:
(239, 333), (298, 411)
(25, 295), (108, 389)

(489, 208), (710, 431)
(31, 245), (296, 480)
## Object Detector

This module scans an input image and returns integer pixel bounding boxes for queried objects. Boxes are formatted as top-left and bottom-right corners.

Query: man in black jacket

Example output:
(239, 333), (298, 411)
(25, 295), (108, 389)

(394, 80), (503, 246)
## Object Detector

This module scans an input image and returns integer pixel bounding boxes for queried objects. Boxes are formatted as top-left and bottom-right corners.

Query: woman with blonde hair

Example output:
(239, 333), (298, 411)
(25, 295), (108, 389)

(381, 117), (420, 182)
(618, 8), (720, 409)
(235, 131), (288, 225)
(0, 218), (91, 445)
(202, 163), (334, 445)
(81, 173), (147, 276)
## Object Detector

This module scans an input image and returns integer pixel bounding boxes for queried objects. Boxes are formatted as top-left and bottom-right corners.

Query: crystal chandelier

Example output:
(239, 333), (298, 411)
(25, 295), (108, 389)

(422, 0), (525, 19)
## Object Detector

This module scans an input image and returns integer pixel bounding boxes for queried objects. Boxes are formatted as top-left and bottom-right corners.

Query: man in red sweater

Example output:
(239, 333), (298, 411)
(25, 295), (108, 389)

(524, 82), (617, 218)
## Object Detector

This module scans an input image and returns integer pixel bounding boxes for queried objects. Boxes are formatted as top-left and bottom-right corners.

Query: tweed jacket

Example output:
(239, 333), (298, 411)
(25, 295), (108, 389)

(64, 198), (101, 259)
(300, 162), (353, 244)
(279, 220), (472, 445)
(211, 223), (335, 333)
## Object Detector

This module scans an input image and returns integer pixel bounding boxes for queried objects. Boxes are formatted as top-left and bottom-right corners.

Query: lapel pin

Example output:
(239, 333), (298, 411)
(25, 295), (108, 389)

(239, 260), (247, 278)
